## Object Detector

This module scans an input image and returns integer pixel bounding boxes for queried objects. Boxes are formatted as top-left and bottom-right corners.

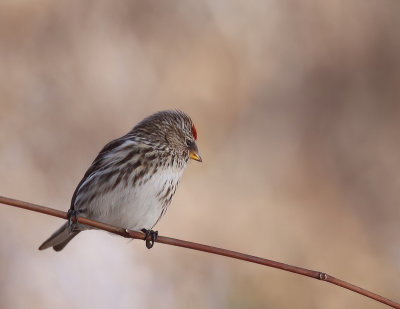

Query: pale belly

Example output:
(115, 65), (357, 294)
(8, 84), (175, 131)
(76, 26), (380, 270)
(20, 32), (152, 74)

(82, 167), (183, 230)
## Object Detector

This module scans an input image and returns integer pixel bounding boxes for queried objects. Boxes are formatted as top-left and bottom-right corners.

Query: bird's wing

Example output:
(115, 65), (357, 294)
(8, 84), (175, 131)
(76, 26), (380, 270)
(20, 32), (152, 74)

(70, 135), (131, 211)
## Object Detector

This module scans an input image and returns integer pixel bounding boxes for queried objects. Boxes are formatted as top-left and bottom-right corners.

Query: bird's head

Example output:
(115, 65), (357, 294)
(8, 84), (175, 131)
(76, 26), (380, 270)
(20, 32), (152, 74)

(132, 110), (202, 163)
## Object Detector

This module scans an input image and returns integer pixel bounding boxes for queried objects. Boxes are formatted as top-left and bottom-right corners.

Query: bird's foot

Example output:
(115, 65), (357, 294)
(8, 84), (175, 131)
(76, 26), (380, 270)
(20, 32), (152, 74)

(141, 229), (158, 249)
(67, 209), (79, 232)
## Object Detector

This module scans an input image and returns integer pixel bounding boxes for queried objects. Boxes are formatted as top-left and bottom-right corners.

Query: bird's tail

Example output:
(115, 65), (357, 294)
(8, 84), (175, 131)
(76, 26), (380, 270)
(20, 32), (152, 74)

(39, 222), (80, 251)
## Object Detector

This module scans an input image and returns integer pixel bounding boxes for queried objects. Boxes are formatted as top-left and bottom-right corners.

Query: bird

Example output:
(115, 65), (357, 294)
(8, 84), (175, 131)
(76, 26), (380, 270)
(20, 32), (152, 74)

(39, 110), (201, 251)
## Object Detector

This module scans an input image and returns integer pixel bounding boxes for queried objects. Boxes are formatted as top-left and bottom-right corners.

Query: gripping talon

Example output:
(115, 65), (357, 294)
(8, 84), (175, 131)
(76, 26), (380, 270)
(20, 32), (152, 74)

(67, 209), (78, 232)
(141, 229), (158, 249)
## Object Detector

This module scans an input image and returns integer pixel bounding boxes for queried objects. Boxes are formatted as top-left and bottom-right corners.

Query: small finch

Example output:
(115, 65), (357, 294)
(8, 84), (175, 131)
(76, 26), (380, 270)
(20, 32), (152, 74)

(39, 110), (201, 251)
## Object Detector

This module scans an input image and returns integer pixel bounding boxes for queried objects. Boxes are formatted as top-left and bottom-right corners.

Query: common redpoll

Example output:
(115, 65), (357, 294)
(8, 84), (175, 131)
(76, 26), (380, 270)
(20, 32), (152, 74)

(39, 110), (201, 251)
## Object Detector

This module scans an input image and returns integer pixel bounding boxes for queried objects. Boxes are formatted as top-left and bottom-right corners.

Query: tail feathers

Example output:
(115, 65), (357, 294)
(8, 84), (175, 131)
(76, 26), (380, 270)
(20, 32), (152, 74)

(39, 222), (80, 251)
(52, 232), (79, 251)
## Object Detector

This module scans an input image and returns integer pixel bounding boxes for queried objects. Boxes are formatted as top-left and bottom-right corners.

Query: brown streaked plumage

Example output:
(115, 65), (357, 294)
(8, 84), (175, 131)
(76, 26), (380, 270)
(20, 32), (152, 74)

(39, 110), (201, 251)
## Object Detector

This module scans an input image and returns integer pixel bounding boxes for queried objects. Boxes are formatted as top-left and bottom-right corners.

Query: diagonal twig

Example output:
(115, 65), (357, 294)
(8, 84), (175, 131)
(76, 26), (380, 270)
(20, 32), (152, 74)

(0, 195), (399, 308)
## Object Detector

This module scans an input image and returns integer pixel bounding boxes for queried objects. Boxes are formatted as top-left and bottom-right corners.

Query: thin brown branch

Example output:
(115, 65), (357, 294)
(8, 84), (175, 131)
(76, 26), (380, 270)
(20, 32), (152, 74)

(1, 195), (399, 309)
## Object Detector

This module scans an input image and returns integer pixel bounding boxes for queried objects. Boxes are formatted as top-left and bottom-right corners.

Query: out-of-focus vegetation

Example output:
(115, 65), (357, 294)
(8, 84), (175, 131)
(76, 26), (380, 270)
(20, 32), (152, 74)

(0, 1), (399, 308)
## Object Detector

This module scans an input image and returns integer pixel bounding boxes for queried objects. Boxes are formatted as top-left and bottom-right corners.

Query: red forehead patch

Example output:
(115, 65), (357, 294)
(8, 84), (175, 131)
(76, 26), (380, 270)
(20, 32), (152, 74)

(191, 124), (198, 140)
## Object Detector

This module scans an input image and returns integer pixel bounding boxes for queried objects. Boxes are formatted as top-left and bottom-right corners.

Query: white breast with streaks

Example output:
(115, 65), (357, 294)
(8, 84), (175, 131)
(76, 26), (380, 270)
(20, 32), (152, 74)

(83, 165), (184, 230)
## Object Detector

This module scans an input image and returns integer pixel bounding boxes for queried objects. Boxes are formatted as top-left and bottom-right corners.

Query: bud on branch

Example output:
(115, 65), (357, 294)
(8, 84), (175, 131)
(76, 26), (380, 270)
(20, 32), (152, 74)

(0, 195), (398, 308)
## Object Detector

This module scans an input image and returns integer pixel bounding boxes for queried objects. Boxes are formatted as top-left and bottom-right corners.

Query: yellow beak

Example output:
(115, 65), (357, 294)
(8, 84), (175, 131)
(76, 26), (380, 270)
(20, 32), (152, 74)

(189, 150), (202, 162)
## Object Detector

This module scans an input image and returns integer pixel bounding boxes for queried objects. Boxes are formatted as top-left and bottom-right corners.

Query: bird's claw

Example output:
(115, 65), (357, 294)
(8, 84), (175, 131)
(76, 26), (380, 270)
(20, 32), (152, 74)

(141, 229), (158, 249)
(67, 209), (78, 232)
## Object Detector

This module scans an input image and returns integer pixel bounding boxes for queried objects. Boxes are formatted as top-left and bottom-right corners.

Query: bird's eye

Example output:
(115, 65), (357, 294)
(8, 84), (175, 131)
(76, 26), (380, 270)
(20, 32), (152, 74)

(186, 139), (192, 147)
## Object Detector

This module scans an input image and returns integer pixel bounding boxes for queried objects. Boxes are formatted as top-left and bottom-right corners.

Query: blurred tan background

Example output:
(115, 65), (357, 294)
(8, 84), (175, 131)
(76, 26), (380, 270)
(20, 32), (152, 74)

(1, 1), (400, 308)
